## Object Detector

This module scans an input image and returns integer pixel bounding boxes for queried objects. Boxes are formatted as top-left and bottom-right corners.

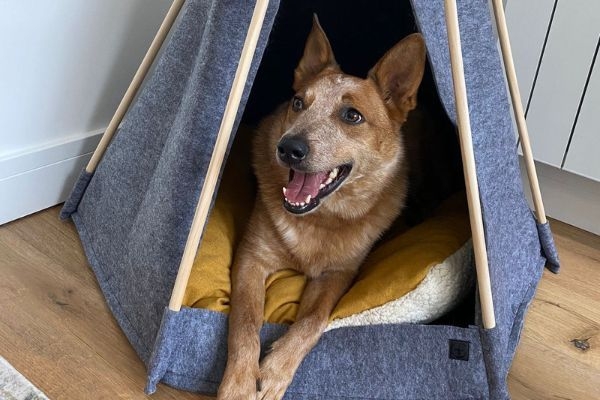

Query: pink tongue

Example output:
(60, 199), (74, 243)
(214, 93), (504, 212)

(285, 171), (328, 203)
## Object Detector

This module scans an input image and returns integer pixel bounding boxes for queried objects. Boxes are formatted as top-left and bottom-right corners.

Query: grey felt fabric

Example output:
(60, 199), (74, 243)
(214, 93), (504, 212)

(537, 222), (560, 273)
(60, 170), (93, 219)
(412, 2), (551, 397)
(61, 0), (561, 398)
(147, 308), (489, 400)
(63, 0), (281, 361)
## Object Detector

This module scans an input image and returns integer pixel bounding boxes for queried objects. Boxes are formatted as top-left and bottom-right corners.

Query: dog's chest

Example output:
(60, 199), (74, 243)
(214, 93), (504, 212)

(272, 213), (377, 276)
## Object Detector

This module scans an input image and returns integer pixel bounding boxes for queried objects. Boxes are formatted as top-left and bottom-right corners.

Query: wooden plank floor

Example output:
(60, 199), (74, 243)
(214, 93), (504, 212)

(507, 221), (600, 400)
(0, 206), (598, 399)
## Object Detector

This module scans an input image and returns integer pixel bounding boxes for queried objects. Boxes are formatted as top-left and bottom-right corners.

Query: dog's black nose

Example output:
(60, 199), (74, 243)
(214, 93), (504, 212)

(277, 136), (309, 165)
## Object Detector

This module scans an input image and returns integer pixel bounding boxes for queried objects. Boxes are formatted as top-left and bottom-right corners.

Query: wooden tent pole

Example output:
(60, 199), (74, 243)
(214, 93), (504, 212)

(491, 0), (547, 224)
(168, 0), (270, 312)
(444, 0), (496, 329)
(85, 0), (186, 173)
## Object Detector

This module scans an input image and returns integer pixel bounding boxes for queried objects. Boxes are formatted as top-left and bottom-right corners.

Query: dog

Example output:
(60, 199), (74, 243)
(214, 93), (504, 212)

(217, 16), (426, 400)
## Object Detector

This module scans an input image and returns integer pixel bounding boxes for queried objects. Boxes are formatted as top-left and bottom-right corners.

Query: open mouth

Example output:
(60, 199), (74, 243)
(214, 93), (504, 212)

(282, 164), (352, 214)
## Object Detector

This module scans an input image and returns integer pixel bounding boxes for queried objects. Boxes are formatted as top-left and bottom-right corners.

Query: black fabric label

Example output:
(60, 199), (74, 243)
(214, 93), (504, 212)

(448, 339), (470, 361)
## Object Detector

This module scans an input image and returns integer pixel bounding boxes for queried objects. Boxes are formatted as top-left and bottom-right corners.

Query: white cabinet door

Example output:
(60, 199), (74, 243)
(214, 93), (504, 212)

(563, 47), (600, 181)
(525, 0), (600, 168)
(505, 0), (556, 107)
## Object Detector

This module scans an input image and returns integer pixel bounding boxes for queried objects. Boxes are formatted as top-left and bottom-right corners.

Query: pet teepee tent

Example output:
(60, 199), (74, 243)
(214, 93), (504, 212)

(61, 0), (560, 398)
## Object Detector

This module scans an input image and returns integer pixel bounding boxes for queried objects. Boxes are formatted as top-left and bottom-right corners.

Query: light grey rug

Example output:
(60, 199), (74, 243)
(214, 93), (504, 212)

(0, 356), (49, 400)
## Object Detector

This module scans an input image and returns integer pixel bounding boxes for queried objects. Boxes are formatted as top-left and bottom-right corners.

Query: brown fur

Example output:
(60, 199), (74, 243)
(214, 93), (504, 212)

(217, 16), (426, 400)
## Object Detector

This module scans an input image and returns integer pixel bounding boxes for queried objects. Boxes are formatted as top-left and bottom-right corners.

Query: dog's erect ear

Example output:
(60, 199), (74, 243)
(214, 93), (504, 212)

(293, 15), (339, 91)
(368, 33), (426, 120)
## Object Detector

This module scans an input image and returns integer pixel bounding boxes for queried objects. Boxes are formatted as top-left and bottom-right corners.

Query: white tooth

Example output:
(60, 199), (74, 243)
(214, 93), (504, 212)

(300, 202), (305, 207)
(305, 195), (311, 203)
(330, 168), (338, 179)
(319, 184), (325, 189)
(325, 178), (333, 185)
(283, 187), (287, 195)
(285, 197), (289, 203)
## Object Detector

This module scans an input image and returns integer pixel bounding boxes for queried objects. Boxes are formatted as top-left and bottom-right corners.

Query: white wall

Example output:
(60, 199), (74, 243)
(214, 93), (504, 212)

(0, 0), (172, 224)
(507, 0), (600, 235)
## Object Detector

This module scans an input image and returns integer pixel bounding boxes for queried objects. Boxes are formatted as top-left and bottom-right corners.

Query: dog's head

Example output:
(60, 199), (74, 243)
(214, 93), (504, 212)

(272, 16), (426, 217)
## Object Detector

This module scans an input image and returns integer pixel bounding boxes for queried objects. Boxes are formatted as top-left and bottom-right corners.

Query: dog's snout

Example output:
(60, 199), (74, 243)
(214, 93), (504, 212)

(277, 136), (309, 165)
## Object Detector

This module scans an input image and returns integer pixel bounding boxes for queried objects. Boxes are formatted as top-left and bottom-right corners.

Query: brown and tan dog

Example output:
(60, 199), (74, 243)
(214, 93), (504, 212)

(217, 16), (426, 400)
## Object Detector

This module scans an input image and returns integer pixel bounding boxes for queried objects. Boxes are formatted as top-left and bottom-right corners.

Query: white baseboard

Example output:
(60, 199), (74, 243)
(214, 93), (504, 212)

(0, 129), (104, 225)
(520, 157), (600, 236)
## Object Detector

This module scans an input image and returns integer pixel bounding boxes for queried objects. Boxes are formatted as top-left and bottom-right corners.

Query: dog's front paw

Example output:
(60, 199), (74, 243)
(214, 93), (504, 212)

(257, 356), (295, 400)
(217, 368), (258, 400)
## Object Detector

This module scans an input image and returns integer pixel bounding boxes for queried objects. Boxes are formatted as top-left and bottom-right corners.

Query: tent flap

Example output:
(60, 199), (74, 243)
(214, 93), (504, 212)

(536, 221), (560, 272)
(60, 170), (93, 219)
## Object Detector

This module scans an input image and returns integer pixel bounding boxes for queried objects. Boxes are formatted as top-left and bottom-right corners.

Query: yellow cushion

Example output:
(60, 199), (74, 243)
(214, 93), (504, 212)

(183, 129), (470, 324)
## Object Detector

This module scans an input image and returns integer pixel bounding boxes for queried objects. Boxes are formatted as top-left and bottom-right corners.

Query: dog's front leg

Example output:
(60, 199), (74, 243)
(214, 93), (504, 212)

(258, 269), (356, 400)
(218, 256), (268, 400)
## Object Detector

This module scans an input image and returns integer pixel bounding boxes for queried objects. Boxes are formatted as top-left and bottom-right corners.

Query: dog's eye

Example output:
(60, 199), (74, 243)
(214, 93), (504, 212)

(342, 108), (364, 124)
(291, 96), (304, 112)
